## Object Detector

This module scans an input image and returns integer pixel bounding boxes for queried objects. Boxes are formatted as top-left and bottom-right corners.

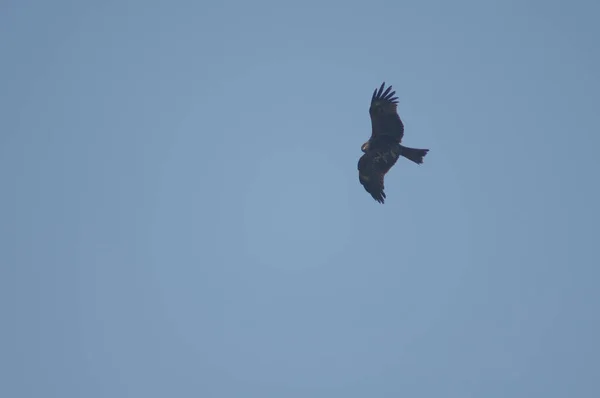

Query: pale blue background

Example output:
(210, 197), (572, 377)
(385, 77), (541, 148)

(1, 0), (599, 397)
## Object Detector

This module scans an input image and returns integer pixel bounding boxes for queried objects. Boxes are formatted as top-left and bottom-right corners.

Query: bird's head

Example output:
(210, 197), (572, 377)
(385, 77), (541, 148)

(361, 141), (370, 153)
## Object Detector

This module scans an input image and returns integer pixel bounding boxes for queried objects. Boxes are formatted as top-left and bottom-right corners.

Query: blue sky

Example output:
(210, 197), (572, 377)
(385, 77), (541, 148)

(1, 0), (599, 397)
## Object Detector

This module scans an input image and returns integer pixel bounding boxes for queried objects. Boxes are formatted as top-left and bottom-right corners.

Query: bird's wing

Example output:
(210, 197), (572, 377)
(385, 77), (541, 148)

(369, 82), (404, 142)
(358, 154), (386, 203)
(357, 144), (401, 204)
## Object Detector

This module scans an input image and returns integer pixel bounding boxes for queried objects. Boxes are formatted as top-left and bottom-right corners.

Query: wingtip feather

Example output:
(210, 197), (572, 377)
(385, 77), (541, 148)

(372, 82), (399, 104)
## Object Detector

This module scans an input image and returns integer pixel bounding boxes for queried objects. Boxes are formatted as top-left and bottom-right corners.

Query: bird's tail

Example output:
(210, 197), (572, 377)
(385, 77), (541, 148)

(400, 145), (429, 164)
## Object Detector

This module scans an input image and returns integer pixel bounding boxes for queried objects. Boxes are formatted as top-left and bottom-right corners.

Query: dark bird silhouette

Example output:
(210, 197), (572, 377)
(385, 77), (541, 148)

(358, 82), (429, 203)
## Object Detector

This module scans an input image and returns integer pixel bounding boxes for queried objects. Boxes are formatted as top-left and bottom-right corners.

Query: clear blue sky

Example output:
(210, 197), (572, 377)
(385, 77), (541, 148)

(2, 0), (599, 397)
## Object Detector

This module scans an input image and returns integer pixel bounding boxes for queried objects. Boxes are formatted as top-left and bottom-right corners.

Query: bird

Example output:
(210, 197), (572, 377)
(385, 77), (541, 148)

(358, 82), (429, 204)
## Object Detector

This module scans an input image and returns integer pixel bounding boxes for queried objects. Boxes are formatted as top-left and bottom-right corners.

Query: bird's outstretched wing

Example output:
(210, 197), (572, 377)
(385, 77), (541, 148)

(369, 82), (404, 142)
(357, 142), (402, 204)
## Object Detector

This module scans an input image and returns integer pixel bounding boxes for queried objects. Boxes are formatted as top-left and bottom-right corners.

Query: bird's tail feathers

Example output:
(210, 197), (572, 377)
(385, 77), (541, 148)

(400, 145), (429, 164)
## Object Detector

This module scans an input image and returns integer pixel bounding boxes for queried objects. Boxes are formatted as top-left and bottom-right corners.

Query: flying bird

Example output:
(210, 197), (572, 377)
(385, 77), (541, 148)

(358, 82), (429, 203)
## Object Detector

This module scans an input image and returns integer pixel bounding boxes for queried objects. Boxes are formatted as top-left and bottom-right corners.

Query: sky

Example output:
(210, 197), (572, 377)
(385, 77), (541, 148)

(1, 0), (599, 397)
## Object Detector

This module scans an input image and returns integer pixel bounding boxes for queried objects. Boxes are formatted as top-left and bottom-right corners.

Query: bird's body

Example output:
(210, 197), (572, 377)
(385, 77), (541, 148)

(358, 82), (429, 203)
